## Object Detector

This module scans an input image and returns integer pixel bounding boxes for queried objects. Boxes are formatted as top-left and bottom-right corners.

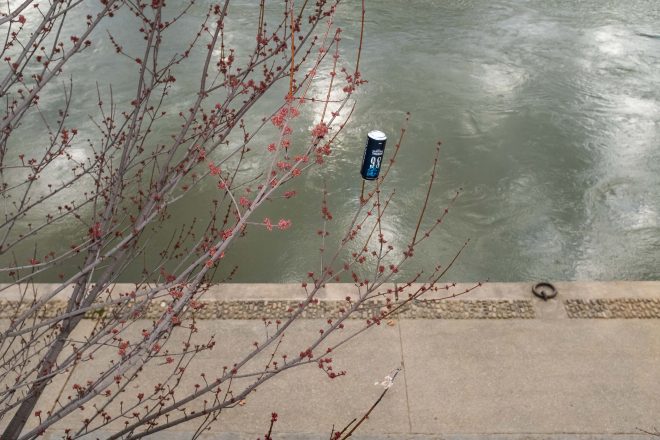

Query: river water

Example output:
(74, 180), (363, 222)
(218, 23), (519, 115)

(5, 0), (660, 282)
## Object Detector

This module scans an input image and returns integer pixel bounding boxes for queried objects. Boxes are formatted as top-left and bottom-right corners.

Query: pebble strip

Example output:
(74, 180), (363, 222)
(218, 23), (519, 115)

(0, 299), (535, 320)
(405, 299), (534, 319)
(4, 298), (660, 320)
(565, 298), (660, 319)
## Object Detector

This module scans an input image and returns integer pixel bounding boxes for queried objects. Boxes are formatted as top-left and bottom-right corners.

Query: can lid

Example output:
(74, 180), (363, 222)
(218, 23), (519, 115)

(368, 130), (387, 141)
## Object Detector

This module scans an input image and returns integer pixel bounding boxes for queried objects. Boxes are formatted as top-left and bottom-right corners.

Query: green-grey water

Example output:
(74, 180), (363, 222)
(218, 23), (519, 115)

(4, 0), (660, 282)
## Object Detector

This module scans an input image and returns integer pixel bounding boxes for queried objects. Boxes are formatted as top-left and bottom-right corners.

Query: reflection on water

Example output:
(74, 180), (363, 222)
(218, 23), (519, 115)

(5, 0), (660, 282)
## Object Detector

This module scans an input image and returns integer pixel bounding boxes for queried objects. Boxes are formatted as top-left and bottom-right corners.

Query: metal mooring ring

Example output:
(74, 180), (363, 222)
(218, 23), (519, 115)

(532, 282), (558, 301)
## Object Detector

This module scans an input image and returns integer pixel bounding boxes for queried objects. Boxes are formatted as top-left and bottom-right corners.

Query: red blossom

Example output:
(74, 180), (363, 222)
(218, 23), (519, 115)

(118, 341), (129, 356)
(89, 222), (102, 240)
(263, 218), (273, 231)
(271, 105), (300, 128)
(170, 288), (182, 299)
(277, 219), (292, 230)
(311, 122), (328, 138)
(271, 112), (285, 128)
(208, 162), (221, 175)
(276, 161), (291, 170)
(18, 15), (26, 24)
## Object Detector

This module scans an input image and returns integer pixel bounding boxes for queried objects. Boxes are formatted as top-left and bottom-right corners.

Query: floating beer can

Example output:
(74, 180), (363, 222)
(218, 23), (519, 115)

(360, 130), (387, 180)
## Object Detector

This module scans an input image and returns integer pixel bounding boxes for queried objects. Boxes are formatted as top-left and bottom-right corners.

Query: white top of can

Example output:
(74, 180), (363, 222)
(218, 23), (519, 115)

(368, 130), (387, 141)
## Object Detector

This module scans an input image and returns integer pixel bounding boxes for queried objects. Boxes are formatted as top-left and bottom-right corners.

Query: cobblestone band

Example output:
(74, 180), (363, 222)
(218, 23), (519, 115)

(0, 299), (535, 320)
(404, 299), (534, 319)
(4, 298), (660, 320)
(565, 298), (660, 319)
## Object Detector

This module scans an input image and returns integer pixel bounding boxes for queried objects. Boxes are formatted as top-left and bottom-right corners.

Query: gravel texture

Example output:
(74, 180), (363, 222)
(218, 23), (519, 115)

(4, 298), (660, 320)
(565, 298), (660, 319)
(0, 299), (535, 320)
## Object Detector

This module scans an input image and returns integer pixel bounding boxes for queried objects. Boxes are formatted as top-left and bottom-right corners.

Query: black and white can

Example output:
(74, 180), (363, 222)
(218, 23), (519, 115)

(360, 130), (387, 180)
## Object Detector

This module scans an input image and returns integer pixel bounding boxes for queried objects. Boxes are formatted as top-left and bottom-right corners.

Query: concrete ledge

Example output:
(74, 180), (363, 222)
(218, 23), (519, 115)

(2, 285), (660, 437)
(1, 282), (660, 320)
(6, 318), (659, 437)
